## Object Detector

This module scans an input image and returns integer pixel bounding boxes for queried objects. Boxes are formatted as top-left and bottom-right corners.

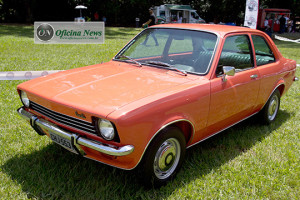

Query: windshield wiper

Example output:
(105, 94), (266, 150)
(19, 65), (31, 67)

(115, 55), (142, 67)
(145, 61), (187, 76)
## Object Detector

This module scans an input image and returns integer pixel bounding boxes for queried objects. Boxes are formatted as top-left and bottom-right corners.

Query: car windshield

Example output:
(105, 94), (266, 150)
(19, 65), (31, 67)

(115, 28), (218, 75)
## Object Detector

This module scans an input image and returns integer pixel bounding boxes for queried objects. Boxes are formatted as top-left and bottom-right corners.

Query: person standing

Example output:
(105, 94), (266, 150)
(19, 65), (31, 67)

(94, 12), (99, 21)
(279, 15), (286, 34)
(177, 12), (183, 23)
(102, 16), (107, 25)
(284, 15), (290, 32)
(292, 16), (296, 32)
(264, 17), (271, 37)
(142, 8), (158, 46)
(142, 8), (156, 28)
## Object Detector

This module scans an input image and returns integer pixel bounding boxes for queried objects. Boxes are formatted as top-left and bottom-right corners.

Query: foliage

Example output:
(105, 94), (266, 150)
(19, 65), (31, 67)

(0, 0), (299, 26)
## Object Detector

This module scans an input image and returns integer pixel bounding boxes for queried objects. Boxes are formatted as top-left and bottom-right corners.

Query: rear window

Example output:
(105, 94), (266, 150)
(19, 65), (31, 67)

(251, 35), (275, 66)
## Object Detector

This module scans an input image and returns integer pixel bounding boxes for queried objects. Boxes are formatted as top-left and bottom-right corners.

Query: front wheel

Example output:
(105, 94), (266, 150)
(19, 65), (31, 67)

(259, 89), (281, 124)
(140, 126), (186, 187)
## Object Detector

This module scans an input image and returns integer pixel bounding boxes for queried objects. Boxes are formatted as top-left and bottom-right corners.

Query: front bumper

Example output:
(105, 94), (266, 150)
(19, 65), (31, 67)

(17, 107), (134, 157)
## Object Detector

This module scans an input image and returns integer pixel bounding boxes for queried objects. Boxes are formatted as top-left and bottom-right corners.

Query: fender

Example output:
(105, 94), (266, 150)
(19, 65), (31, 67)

(260, 82), (285, 111)
(273, 78), (285, 95)
(131, 118), (195, 169)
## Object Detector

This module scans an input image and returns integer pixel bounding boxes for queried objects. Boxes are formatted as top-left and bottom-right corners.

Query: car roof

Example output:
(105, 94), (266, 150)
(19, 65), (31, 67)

(150, 24), (263, 37)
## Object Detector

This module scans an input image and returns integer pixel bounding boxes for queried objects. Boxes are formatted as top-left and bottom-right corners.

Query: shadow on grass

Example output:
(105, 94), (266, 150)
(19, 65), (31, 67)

(178, 109), (292, 184)
(1, 110), (292, 199)
(0, 25), (33, 38)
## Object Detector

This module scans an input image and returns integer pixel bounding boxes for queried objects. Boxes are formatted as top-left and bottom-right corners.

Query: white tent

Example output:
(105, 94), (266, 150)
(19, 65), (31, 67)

(75, 5), (87, 17)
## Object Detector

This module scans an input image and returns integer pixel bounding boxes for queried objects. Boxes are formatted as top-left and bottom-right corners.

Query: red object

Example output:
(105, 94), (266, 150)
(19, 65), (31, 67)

(257, 8), (291, 29)
(17, 24), (297, 186)
(94, 12), (99, 21)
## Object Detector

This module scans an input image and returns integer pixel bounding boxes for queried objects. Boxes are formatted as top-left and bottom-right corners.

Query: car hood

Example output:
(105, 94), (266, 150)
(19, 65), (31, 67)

(19, 61), (197, 117)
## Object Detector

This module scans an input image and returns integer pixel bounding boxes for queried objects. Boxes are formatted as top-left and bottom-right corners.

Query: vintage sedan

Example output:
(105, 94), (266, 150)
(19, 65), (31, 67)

(17, 24), (297, 187)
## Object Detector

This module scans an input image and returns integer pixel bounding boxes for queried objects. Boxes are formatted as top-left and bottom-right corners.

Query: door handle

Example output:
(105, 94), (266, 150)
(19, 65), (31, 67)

(250, 74), (258, 79)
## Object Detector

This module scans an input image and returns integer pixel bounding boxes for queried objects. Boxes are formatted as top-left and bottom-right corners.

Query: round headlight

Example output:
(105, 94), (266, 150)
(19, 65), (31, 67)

(98, 119), (115, 141)
(20, 91), (30, 107)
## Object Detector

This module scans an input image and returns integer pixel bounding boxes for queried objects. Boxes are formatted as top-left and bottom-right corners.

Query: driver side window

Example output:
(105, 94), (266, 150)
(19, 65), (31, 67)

(217, 35), (254, 75)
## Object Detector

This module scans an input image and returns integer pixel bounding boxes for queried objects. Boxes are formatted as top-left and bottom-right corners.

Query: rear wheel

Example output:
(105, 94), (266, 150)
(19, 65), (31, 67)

(259, 89), (281, 124)
(140, 126), (186, 187)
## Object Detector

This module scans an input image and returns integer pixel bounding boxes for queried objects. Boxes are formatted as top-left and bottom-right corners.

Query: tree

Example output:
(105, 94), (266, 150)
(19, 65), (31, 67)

(0, 0), (299, 26)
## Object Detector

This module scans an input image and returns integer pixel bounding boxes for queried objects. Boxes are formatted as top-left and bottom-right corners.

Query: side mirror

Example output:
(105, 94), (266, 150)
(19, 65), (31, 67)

(222, 66), (235, 82)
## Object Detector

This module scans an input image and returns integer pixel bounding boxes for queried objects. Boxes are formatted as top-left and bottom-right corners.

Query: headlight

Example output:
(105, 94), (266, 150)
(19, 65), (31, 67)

(98, 119), (115, 141)
(20, 91), (30, 107)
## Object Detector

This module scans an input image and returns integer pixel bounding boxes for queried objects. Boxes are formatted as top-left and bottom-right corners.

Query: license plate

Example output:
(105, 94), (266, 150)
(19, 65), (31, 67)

(49, 132), (74, 151)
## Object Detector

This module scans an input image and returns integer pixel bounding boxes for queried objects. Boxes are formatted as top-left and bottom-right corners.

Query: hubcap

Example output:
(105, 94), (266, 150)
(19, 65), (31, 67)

(268, 95), (279, 121)
(153, 138), (181, 180)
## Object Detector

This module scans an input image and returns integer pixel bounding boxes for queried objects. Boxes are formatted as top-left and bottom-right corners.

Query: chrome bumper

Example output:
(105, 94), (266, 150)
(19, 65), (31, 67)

(17, 107), (134, 157)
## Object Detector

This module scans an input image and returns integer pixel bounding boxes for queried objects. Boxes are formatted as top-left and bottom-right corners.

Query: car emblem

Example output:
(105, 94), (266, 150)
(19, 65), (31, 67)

(75, 111), (86, 119)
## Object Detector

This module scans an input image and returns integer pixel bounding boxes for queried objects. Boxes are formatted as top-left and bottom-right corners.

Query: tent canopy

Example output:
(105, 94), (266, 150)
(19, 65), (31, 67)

(75, 5), (87, 9)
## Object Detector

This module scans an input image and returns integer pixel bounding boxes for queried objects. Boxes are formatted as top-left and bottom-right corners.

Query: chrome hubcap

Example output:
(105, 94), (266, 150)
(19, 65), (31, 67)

(268, 95), (279, 121)
(153, 138), (180, 179)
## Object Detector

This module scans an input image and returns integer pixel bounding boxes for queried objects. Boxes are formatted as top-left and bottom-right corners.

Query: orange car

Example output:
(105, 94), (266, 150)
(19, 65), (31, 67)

(17, 24), (297, 187)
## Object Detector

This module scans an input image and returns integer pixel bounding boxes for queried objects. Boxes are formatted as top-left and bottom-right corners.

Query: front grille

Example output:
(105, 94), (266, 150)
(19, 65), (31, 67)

(30, 101), (97, 135)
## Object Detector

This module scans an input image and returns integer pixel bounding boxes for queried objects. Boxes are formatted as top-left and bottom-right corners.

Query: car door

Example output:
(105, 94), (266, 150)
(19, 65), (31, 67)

(250, 34), (280, 109)
(206, 34), (261, 134)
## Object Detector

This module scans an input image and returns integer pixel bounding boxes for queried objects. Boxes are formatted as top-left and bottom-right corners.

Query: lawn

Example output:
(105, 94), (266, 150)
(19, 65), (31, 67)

(0, 25), (299, 200)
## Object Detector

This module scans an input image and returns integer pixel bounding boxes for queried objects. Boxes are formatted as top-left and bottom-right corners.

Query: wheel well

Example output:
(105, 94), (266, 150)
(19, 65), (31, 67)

(136, 120), (193, 169)
(168, 121), (194, 145)
(276, 84), (285, 96)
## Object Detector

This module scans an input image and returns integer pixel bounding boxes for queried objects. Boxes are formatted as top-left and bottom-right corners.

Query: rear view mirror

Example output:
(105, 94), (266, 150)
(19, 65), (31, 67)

(222, 66), (235, 82)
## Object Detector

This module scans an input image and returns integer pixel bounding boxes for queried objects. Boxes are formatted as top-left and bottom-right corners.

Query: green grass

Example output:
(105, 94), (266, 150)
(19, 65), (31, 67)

(0, 25), (299, 199)
(273, 32), (300, 64)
